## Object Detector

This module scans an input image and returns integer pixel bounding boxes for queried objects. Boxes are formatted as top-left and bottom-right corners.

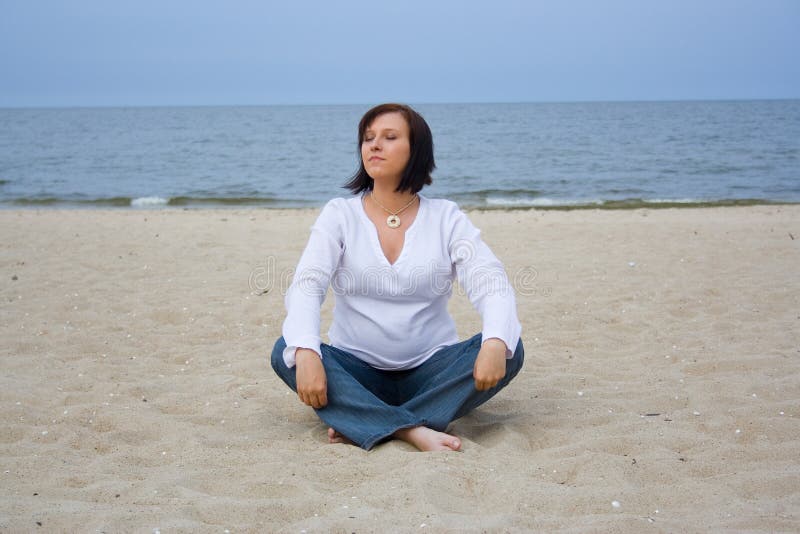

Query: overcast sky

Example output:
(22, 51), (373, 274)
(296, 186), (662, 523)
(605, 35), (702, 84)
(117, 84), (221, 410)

(1, 0), (798, 107)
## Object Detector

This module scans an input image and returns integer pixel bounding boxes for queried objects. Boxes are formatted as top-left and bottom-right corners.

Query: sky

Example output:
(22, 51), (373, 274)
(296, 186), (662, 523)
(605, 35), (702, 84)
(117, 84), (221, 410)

(1, 0), (798, 107)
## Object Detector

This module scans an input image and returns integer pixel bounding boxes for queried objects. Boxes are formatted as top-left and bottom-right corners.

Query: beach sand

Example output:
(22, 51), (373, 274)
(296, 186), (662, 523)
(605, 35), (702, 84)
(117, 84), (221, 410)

(1, 205), (798, 532)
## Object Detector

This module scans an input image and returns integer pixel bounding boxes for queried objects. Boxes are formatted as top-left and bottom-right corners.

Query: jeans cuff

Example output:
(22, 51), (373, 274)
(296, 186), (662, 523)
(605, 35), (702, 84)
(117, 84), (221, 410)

(361, 419), (426, 450)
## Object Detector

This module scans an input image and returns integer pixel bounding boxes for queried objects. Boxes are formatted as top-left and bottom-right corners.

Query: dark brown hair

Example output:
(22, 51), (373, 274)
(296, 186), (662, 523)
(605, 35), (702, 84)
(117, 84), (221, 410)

(343, 103), (435, 194)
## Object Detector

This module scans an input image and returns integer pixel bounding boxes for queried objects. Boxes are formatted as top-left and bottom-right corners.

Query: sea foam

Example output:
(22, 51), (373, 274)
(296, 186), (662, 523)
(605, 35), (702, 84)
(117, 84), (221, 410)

(485, 196), (602, 207)
(131, 196), (169, 207)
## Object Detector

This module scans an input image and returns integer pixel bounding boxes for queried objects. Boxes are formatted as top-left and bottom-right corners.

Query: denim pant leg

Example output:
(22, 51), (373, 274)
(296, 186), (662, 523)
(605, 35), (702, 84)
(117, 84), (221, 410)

(399, 333), (525, 431)
(270, 337), (425, 450)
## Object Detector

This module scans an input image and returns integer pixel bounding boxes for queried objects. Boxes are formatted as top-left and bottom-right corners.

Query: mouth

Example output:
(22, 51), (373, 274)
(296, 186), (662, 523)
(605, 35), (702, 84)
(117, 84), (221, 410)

(368, 156), (384, 162)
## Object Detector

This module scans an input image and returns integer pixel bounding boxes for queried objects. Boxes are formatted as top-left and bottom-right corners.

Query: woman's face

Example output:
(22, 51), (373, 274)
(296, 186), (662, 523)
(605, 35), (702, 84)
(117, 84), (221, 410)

(361, 112), (411, 184)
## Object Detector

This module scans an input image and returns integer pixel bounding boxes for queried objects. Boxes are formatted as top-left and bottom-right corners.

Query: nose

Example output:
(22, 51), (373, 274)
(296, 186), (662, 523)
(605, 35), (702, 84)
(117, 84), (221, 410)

(368, 138), (381, 151)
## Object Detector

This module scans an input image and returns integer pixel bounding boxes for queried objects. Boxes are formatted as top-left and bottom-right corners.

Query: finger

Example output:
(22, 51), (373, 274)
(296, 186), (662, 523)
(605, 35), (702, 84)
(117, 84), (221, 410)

(476, 378), (499, 391)
(305, 391), (319, 409)
(301, 389), (318, 407)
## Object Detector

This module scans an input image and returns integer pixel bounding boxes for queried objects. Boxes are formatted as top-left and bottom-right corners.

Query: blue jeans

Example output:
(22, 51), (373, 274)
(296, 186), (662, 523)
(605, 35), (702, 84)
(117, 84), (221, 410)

(270, 333), (524, 450)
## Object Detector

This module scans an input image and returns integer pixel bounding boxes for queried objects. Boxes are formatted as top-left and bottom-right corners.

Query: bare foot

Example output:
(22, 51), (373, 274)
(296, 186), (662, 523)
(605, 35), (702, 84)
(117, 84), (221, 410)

(327, 427), (354, 445)
(393, 426), (462, 452)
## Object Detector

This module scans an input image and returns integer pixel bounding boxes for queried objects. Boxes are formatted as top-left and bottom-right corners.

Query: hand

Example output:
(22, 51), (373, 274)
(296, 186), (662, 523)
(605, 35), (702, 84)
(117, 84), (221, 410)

(295, 348), (328, 408)
(473, 338), (508, 391)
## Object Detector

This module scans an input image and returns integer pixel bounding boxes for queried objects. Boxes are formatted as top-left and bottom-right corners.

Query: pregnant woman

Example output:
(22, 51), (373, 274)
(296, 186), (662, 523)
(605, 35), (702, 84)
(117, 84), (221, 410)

(271, 103), (524, 451)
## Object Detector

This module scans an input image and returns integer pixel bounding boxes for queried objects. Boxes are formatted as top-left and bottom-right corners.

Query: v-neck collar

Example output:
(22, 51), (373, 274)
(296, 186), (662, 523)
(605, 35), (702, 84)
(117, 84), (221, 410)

(357, 192), (425, 267)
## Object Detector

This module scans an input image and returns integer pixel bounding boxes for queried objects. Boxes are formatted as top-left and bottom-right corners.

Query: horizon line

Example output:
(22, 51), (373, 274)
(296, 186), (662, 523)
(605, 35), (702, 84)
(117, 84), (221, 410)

(2, 96), (799, 111)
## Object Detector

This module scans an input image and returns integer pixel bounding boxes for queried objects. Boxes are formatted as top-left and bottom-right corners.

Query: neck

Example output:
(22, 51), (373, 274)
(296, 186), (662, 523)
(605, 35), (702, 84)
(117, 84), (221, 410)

(370, 184), (417, 211)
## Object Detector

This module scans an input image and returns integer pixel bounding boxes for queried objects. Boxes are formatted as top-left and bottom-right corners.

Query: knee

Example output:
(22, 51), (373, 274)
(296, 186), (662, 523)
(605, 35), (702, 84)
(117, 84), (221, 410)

(270, 336), (287, 372)
(507, 338), (524, 378)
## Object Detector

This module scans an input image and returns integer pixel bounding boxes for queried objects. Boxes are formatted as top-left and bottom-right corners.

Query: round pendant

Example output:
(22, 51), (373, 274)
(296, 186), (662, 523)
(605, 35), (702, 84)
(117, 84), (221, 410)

(386, 215), (401, 228)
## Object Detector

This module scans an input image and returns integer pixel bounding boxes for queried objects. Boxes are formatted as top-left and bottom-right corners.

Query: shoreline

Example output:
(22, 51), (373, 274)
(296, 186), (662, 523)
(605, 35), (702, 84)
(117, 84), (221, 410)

(1, 197), (798, 211)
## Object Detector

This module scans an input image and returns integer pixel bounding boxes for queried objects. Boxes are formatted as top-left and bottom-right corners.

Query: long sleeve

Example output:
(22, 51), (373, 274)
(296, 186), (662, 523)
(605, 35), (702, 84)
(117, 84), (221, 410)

(281, 200), (344, 368)
(448, 206), (522, 357)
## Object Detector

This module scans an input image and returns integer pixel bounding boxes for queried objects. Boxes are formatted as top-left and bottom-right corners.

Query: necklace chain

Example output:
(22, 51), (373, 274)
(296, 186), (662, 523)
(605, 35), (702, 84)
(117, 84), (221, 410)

(370, 192), (418, 229)
(370, 192), (417, 215)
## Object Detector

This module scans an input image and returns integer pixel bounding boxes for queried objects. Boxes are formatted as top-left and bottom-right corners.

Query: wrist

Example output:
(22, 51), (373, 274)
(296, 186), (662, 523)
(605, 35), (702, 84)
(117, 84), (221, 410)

(296, 348), (321, 362)
(482, 337), (507, 350)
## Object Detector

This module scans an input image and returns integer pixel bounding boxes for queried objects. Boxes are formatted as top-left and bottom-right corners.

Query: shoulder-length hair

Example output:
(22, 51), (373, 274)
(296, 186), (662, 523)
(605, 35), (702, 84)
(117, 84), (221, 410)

(343, 103), (436, 195)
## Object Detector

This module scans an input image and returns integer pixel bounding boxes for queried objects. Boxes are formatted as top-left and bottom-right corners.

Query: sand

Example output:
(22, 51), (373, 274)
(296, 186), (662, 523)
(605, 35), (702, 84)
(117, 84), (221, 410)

(1, 205), (798, 532)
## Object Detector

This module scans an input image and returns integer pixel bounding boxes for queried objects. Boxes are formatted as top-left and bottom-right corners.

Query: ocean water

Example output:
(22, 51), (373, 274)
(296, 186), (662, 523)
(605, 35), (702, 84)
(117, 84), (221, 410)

(0, 100), (798, 208)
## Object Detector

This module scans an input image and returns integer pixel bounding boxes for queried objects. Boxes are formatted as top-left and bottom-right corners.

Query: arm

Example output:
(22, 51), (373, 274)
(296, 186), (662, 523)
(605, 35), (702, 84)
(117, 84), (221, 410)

(282, 201), (344, 407)
(448, 206), (522, 389)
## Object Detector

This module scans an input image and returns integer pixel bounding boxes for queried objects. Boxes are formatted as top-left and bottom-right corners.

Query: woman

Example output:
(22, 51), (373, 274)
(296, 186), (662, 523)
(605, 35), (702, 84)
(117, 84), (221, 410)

(271, 103), (523, 451)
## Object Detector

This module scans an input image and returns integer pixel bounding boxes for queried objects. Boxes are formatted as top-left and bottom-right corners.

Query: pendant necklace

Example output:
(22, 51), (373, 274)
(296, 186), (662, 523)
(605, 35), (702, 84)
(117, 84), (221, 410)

(370, 192), (418, 228)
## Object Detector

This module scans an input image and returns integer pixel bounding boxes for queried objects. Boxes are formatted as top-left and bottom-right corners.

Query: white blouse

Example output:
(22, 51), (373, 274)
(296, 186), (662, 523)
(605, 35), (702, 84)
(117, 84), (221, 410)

(281, 193), (521, 370)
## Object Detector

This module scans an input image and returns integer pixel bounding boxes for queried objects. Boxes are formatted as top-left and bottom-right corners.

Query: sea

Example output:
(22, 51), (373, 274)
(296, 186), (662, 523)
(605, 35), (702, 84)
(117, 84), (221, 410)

(1, 100), (798, 209)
